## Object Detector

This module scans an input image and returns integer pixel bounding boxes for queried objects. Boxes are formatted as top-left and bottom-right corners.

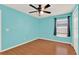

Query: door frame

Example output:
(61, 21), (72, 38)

(0, 10), (2, 51)
(72, 6), (78, 54)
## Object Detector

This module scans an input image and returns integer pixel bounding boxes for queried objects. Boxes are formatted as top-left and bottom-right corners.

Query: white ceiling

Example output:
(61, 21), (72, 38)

(5, 4), (75, 18)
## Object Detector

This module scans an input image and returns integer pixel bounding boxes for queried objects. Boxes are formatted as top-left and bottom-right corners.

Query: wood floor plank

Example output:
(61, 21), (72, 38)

(0, 39), (76, 55)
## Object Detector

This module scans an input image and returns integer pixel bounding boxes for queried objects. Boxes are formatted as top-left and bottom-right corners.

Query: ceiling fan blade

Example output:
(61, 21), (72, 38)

(43, 11), (51, 14)
(44, 4), (50, 9)
(29, 11), (38, 13)
(29, 4), (38, 10)
(38, 5), (41, 9)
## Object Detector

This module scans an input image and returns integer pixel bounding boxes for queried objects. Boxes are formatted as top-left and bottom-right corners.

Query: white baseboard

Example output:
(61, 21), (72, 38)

(0, 38), (38, 52)
(71, 43), (78, 55)
(39, 37), (71, 44)
(0, 37), (71, 52)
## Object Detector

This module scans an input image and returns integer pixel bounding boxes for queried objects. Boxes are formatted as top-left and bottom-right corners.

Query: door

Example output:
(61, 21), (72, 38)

(0, 10), (1, 51)
(72, 6), (78, 54)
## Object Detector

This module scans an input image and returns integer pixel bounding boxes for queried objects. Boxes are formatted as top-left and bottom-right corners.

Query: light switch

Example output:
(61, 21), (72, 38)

(6, 28), (10, 32)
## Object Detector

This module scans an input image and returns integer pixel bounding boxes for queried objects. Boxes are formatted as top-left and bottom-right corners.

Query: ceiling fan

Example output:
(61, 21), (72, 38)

(29, 4), (51, 16)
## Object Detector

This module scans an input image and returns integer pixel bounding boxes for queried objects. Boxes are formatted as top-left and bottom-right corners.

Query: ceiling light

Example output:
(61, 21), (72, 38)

(40, 11), (44, 15)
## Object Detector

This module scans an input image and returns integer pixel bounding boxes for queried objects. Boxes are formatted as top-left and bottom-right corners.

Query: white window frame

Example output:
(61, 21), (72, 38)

(56, 18), (69, 37)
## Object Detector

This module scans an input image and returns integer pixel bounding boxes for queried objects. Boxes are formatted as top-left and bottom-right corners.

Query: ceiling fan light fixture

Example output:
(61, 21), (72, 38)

(29, 4), (51, 16)
(40, 11), (44, 15)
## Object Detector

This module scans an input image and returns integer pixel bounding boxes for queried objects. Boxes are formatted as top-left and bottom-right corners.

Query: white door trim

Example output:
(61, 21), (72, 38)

(0, 10), (2, 51)
(72, 6), (78, 54)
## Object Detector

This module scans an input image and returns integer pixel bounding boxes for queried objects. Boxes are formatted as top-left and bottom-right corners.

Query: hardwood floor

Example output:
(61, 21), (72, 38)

(0, 39), (76, 55)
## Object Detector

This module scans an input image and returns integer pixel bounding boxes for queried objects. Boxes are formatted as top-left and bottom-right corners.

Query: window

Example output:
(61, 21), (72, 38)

(54, 16), (70, 37)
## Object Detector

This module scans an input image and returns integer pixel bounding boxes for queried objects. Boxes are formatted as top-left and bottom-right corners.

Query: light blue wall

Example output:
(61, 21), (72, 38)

(39, 13), (72, 43)
(0, 5), (73, 50)
(0, 5), (39, 50)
